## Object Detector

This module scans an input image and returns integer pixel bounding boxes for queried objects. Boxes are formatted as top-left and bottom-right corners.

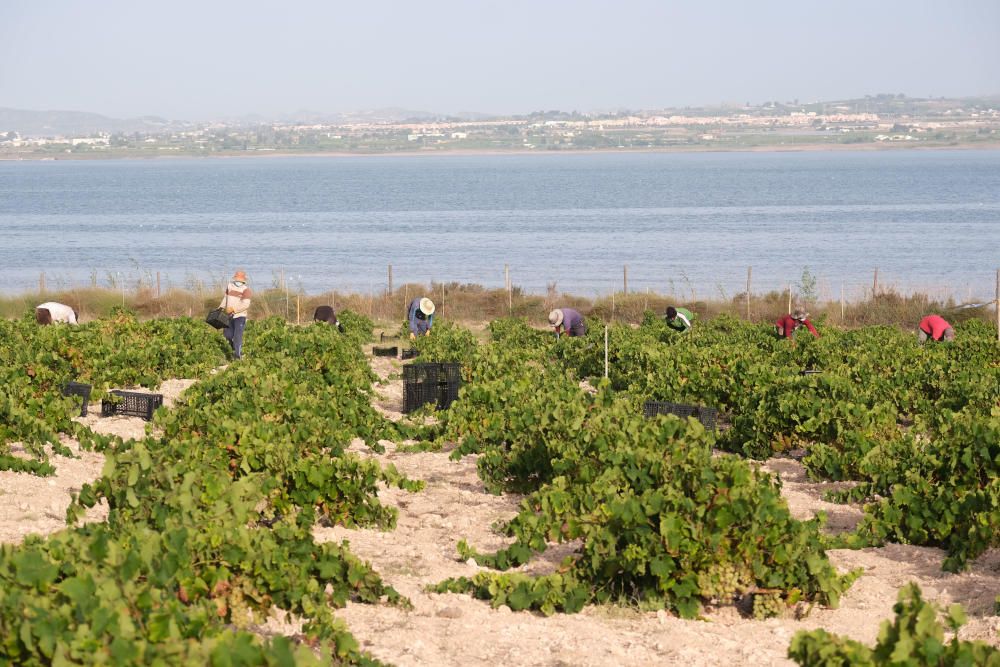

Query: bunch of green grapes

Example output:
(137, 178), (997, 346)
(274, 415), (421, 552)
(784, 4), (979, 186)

(752, 592), (785, 620)
(227, 587), (254, 629)
(697, 562), (743, 602)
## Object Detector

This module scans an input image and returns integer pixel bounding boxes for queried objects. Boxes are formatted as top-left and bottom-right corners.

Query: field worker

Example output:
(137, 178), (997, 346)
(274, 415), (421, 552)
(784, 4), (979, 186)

(549, 307), (586, 338)
(313, 305), (345, 333)
(664, 306), (694, 333)
(220, 270), (252, 359)
(917, 314), (954, 343)
(407, 297), (435, 339)
(35, 302), (78, 325)
(775, 306), (819, 339)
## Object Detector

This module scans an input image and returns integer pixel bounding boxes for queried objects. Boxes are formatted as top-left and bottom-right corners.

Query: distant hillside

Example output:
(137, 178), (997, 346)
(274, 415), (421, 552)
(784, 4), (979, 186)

(0, 108), (179, 137)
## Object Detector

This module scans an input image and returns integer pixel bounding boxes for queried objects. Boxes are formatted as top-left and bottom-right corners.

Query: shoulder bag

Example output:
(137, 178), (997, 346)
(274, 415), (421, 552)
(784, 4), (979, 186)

(206, 289), (231, 330)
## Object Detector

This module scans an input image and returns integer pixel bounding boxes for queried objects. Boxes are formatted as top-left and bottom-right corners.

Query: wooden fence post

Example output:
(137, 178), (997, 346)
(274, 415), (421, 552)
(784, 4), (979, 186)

(505, 264), (511, 315)
(604, 325), (609, 379)
(39, 272), (45, 294)
(995, 268), (999, 343)
(623, 265), (628, 295)
(872, 268), (879, 297)
(156, 271), (161, 299)
(787, 283), (792, 314)
(387, 264), (393, 297)
(745, 266), (752, 320)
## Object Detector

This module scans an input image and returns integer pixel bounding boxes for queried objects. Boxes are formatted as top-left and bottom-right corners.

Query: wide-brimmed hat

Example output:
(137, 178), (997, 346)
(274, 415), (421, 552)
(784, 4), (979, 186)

(792, 307), (808, 320)
(419, 297), (435, 316)
(548, 309), (564, 326)
(232, 270), (248, 282)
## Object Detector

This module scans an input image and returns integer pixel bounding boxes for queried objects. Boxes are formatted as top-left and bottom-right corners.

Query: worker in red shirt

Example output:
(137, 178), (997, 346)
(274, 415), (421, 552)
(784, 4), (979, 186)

(917, 314), (954, 343)
(775, 307), (819, 339)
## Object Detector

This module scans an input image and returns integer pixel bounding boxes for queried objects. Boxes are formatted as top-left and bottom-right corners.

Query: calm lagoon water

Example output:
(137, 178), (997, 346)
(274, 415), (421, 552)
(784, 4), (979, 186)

(1, 150), (998, 300)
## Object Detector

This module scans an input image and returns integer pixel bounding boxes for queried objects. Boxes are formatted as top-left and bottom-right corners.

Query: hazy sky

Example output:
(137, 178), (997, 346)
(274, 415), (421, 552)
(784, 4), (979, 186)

(2, 0), (998, 119)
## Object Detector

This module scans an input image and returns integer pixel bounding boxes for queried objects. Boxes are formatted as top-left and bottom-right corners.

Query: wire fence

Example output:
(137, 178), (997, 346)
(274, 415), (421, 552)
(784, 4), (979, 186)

(13, 263), (1000, 306)
(5, 265), (998, 337)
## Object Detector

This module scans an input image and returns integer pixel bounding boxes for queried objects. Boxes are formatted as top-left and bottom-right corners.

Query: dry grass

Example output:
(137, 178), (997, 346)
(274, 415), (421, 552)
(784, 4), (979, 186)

(1, 283), (995, 331)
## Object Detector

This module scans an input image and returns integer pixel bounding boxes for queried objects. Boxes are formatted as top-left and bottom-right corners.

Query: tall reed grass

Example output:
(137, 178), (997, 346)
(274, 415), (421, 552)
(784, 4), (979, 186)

(3, 282), (994, 332)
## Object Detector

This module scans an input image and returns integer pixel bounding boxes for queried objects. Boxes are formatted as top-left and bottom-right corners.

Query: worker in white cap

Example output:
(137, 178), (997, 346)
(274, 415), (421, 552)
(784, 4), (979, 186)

(549, 307), (586, 338)
(408, 297), (435, 339)
(35, 302), (78, 325)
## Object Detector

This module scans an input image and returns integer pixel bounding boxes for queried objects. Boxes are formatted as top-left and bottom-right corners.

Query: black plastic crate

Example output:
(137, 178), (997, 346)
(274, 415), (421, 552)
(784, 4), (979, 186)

(62, 381), (92, 417)
(643, 401), (718, 431)
(374, 346), (419, 359)
(101, 390), (164, 421)
(404, 364), (441, 413)
(438, 363), (462, 410)
(403, 363), (463, 413)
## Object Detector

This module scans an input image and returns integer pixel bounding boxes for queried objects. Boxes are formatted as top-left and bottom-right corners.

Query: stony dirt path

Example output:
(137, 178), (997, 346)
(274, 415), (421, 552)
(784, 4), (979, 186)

(317, 354), (1000, 667)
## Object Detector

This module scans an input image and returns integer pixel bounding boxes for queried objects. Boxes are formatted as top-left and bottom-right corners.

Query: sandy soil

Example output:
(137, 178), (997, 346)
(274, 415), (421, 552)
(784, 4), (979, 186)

(2, 357), (997, 665)
(314, 356), (1000, 667)
(0, 377), (198, 545)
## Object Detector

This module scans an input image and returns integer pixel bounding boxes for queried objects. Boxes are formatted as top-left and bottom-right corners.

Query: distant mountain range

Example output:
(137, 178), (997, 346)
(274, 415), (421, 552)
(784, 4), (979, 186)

(0, 108), (187, 137)
(0, 106), (464, 137)
(4, 94), (998, 137)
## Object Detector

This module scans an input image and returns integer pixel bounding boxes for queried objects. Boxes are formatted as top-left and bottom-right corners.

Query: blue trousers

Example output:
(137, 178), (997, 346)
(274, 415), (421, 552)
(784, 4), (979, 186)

(224, 316), (247, 359)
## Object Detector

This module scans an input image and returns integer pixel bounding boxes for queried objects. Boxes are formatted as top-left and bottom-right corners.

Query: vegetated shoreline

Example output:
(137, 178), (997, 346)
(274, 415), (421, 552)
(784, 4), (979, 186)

(2, 141), (1000, 162)
(3, 283), (996, 333)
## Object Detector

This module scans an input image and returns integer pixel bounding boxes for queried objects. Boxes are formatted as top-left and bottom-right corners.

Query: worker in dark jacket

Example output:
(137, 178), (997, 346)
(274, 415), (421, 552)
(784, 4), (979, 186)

(775, 307), (819, 339)
(917, 314), (954, 343)
(407, 297), (435, 339)
(313, 305), (345, 332)
(549, 308), (586, 338)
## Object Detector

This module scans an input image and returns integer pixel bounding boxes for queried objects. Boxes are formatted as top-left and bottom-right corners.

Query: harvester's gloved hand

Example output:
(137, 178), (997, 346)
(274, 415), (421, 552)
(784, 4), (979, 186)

(425, 330), (431, 337)
(409, 332), (416, 341)
(225, 308), (235, 315)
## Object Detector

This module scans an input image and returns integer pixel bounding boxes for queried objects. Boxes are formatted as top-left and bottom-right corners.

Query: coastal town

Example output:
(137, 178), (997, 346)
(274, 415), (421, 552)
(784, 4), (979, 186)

(2, 94), (999, 158)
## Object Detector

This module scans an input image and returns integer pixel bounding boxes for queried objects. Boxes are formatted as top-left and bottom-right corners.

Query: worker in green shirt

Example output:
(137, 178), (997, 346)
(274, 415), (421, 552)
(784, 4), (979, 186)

(665, 306), (694, 333)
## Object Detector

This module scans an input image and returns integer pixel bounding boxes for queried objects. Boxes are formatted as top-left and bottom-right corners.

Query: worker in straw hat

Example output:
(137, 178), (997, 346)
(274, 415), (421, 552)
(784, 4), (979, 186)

(407, 297), (435, 340)
(775, 306), (818, 339)
(549, 307), (587, 338)
(220, 270), (252, 359)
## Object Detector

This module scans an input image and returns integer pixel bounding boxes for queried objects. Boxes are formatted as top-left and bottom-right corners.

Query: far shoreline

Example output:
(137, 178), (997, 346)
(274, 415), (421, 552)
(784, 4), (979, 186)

(2, 141), (1000, 162)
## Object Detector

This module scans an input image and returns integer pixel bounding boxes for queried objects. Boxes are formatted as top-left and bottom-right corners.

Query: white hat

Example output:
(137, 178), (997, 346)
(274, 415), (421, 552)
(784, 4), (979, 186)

(548, 309), (564, 326)
(792, 306), (808, 320)
(419, 297), (436, 316)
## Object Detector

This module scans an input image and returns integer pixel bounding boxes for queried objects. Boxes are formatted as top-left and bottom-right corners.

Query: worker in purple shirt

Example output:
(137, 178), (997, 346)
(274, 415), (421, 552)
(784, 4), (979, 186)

(549, 308), (586, 338)
(407, 297), (435, 339)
